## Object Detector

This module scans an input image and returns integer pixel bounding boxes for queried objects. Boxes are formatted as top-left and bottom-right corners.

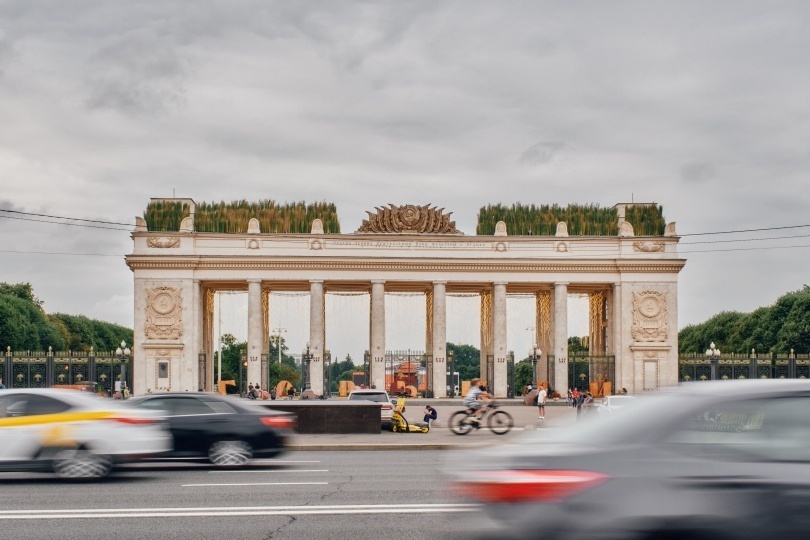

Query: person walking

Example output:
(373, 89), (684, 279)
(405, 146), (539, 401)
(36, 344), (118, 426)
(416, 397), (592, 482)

(0, 377), (5, 389)
(248, 383), (255, 399)
(576, 389), (585, 420)
(536, 385), (547, 419)
(567, 389), (573, 407)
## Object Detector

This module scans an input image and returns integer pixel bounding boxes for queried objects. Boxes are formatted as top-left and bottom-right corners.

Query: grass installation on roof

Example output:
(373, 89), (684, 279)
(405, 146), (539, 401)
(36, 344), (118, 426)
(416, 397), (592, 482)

(144, 200), (341, 233)
(476, 203), (666, 236)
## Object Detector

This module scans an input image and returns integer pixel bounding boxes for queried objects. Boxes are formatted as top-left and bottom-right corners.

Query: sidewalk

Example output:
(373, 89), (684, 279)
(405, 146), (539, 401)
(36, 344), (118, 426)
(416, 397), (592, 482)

(287, 402), (578, 451)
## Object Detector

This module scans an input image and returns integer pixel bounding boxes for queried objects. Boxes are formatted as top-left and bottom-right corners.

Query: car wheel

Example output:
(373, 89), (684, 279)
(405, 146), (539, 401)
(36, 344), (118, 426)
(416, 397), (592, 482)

(208, 440), (253, 466)
(52, 449), (113, 479)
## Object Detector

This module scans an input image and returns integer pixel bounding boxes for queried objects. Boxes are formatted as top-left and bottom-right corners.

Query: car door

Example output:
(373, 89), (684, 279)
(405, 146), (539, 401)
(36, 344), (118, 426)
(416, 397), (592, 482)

(0, 393), (72, 463)
(154, 396), (226, 456)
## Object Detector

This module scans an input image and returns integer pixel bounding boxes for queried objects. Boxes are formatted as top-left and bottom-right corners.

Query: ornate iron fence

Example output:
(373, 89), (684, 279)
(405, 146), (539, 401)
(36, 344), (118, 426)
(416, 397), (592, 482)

(679, 353), (810, 382)
(506, 352), (515, 398)
(485, 355), (494, 394)
(3, 347), (130, 395)
(384, 350), (426, 396)
(568, 355), (616, 394)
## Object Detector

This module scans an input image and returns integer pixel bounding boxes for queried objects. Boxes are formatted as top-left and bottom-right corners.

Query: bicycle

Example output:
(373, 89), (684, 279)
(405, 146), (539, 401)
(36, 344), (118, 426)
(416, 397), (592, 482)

(449, 401), (514, 435)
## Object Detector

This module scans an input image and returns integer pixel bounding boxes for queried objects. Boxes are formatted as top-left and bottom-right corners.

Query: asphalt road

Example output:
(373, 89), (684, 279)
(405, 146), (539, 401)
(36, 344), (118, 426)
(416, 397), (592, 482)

(0, 451), (492, 540)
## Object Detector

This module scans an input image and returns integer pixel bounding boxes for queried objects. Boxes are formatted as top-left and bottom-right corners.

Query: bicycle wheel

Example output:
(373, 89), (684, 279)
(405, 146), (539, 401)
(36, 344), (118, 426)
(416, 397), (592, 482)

(449, 411), (474, 435)
(487, 410), (514, 435)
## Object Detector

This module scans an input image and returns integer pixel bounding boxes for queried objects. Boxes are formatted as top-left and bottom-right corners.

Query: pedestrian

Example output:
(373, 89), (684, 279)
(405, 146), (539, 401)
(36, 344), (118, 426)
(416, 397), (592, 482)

(423, 404), (438, 425)
(248, 383), (255, 399)
(567, 389), (573, 407)
(270, 387), (277, 400)
(0, 377), (5, 389)
(576, 389), (585, 420)
(253, 384), (262, 399)
(287, 386), (295, 400)
(536, 385), (547, 419)
(584, 391), (595, 415)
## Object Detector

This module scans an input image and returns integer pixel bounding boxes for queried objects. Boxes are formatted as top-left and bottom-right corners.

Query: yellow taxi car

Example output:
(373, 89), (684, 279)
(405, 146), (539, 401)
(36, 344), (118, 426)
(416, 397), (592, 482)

(0, 389), (171, 479)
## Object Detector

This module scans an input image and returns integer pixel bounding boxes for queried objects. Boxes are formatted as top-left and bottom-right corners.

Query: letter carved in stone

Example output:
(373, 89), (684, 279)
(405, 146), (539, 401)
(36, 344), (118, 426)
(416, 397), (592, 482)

(356, 204), (461, 234)
(631, 290), (668, 342)
(145, 286), (183, 340)
(633, 241), (665, 253)
(147, 237), (181, 248)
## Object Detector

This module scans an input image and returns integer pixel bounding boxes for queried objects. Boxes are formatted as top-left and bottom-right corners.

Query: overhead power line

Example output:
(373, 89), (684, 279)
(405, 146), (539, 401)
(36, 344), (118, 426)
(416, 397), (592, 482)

(0, 208), (134, 227)
(0, 214), (132, 231)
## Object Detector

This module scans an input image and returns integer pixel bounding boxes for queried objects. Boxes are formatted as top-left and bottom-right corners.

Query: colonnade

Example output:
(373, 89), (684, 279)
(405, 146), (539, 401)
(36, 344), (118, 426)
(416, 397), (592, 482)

(231, 279), (615, 398)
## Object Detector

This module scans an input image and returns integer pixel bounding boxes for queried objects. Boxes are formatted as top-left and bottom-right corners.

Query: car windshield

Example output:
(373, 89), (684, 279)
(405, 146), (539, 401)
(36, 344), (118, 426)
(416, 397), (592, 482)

(349, 393), (388, 403)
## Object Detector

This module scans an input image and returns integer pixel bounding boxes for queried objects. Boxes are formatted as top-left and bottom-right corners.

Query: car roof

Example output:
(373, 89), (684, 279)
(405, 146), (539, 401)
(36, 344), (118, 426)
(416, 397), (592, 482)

(349, 389), (388, 394)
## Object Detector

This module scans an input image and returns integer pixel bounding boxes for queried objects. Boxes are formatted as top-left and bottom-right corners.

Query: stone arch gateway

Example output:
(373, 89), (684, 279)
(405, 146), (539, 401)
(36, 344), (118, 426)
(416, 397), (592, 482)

(126, 200), (685, 397)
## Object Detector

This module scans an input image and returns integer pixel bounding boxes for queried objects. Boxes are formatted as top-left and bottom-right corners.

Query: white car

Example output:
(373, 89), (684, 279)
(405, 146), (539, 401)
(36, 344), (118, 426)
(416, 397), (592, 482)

(347, 389), (394, 428)
(0, 389), (171, 478)
(597, 394), (637, 414)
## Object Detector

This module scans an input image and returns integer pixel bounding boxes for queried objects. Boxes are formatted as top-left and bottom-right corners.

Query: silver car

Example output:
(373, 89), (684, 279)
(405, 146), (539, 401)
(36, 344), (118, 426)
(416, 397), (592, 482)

(453, 380), (810, 539)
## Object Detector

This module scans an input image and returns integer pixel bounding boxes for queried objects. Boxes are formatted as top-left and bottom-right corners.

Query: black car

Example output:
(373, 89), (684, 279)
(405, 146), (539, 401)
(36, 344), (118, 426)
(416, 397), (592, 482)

(454, 380), (810, 540)
(126, 393), (295, 466)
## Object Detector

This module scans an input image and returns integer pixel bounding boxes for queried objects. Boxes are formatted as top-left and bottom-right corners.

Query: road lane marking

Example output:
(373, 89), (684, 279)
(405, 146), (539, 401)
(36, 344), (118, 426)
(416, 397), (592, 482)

(207, 469), (328, 474)
(255, 460), (321, 463)
(182, 482), (328, 487)
(0, 503), (478, 520)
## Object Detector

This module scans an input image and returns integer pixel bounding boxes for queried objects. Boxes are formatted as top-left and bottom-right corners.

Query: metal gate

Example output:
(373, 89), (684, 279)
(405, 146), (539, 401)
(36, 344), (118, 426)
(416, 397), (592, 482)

(680, 353), (810, 382)
(506, 352), (515, 398)
(569, 355), (616, 393)
(384, 350), (426, 396)
(3, 349), (130, 394)
(239, 350), (247, 395)
(546, 354), (555, 392)
(485, 355), (494, 394)
(323, 350), (332, 398)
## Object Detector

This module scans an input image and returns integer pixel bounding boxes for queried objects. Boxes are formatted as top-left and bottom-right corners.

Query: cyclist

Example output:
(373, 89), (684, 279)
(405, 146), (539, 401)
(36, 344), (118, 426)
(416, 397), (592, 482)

(463, 378), (491, 424)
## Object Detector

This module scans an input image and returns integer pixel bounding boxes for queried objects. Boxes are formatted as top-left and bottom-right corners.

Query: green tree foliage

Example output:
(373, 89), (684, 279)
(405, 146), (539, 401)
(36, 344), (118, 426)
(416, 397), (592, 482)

(678, 286), (810, 354)
(447, 342), (481, 382)
(0, 283), (133, 352)
(568, 336), (589, 355)
(266, 335), (301, 389)
(515, 359), (532, 394)
(143, 201), (190, 232)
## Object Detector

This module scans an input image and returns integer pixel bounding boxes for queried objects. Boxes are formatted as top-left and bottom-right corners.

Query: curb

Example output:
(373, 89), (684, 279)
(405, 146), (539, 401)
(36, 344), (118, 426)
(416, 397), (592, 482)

(288, 443), (489, 451)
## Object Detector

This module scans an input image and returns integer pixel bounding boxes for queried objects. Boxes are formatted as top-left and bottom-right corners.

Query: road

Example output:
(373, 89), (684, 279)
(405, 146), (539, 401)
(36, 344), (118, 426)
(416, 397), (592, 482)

(0, 451), (492, 540)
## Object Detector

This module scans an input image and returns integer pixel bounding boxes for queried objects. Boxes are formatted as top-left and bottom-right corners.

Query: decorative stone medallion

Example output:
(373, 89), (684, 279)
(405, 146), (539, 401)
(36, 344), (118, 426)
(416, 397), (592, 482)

(633, 241), (665, 252)
(145, 286), (183, 340)
(631, 290), (668, 342)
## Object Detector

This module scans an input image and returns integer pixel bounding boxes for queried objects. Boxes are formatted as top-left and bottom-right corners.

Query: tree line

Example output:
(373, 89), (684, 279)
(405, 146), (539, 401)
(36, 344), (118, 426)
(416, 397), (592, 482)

(0, 283), (132, 353)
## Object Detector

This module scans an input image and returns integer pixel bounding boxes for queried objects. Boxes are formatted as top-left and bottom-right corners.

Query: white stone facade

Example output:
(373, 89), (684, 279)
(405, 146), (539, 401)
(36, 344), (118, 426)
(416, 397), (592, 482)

(127, 225), (685, 397)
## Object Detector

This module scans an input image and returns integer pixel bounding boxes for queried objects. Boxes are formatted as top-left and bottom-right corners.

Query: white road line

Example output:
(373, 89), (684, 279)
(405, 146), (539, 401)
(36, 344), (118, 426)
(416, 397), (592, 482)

(254, 460), (321, 463)
(0, 504), (479, 520)
(183, 482), (329, 487)
(208, 469), (328, 474)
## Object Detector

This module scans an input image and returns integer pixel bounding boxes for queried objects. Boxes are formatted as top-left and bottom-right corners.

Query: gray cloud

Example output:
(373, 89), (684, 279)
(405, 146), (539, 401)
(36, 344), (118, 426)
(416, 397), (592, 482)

(680, 161), (716, 183)
(519, 141), (568, 166)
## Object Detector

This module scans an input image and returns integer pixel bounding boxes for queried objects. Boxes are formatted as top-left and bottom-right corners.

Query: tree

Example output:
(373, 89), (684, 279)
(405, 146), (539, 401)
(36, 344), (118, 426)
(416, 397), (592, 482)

(515, 359), (533, 394)
(446, 342), (481, 382)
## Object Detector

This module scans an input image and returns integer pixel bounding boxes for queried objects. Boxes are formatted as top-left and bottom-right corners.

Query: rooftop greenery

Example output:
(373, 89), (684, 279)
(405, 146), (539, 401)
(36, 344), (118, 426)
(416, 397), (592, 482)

(144, 199), (341, 233)
(476, 203), (666, 236)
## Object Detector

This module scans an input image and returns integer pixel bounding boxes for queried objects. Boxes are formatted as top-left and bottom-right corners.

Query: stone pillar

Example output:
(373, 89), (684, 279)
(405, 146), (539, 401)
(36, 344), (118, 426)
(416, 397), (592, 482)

(432, 281), (447, 398)
(614, 282), (631, 392)
(370, 280), (386, 389)
(247, 279), (263, 389)
(535, 291), (552, 385)
(192, 280), (204, 390)
(309, 280), (325, 396)
(554, 282), (569, 393)
(493, 282), (507, 397)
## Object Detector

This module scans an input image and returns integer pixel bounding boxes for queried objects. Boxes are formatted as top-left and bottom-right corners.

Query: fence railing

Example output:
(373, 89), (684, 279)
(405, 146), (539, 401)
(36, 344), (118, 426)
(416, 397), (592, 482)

(679, 353), (810, 382)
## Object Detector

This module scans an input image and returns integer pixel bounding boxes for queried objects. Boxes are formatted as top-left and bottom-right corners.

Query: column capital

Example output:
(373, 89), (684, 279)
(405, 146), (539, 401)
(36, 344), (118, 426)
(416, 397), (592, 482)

(554, 281), (569, 286)
(493, 281), (508, 286)
(371, 279), (386, 284)
(309, 279), (324, 285)
(433, 280), (447, 286)
(247, 278), (262, 284)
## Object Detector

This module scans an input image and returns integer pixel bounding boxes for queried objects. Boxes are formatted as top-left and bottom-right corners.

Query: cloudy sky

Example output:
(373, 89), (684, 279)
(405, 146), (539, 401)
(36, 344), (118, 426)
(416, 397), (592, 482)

(1, 1), (809, 358)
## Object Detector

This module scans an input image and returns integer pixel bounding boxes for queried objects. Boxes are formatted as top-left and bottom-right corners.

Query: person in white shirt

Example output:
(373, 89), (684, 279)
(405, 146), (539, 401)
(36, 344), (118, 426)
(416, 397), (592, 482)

(536, 386), (547, 419)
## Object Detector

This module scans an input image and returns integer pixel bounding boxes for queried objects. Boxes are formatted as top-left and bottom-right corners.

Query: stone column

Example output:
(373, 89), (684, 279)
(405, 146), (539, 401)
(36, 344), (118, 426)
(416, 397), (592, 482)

(247, 279), (263, 390)
(370, 280), (386, 389)
(192, 280), (204, 391)
(493, 282), (508, 397)
(554, 282), (569, 393)
(309, 280), (325, 396)
(432, 281), (447, 398)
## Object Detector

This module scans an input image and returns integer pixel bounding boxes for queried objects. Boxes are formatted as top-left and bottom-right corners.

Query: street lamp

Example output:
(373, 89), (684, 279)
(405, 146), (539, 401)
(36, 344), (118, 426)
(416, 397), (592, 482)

(302, 342), (312, 391)
(273, 327), (287, 364)
(706, 342), (721, 380)
(115, 341), (131, 398)
(529, 344), (541, 388)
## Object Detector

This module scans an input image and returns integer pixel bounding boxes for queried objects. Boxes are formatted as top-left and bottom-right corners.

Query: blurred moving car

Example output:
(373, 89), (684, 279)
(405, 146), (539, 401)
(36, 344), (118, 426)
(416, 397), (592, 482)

(454, 380), (810, 539)
(596, 394), (636, 414)
(126, 393), (295, 465)
(0, 389), (171, 479)
(347, 389), (394, 428)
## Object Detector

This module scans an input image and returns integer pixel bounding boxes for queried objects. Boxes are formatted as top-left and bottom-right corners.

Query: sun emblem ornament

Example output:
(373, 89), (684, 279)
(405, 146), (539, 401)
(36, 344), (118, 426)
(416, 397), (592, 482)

(356, 204), (461, 234)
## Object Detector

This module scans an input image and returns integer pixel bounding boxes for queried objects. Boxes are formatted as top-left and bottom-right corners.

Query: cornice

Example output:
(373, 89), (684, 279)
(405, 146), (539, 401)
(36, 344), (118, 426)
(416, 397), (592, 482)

(125, 256), (686, 274)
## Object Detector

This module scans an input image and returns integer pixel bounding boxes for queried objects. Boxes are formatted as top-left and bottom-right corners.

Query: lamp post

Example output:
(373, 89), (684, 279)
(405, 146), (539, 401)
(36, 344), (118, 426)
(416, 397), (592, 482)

(706, 342), (721, 380)
(273, 327), (287, 364)
(529, 344), (541, 388)
(114, 341), (131, 398)
(302, 342), (312, 391)
(447, 350), (455, 397)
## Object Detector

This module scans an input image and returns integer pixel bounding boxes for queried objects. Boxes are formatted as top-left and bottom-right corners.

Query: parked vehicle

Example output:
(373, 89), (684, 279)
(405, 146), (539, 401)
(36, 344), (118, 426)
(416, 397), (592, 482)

(126, 393), (295, 466)
(453, 380), (810, 539)
(0, 389), (171, 479)
(596, 394), (636, 414)
(347, 389), (394, 428)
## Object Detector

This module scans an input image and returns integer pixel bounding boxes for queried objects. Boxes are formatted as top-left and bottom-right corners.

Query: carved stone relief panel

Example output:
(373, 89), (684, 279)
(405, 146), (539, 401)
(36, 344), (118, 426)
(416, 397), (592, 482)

(631, 290), (668, 342)
(145, 286), (183, 340)
(633, 241), (665, 252)
(147, 237), (180, 248)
